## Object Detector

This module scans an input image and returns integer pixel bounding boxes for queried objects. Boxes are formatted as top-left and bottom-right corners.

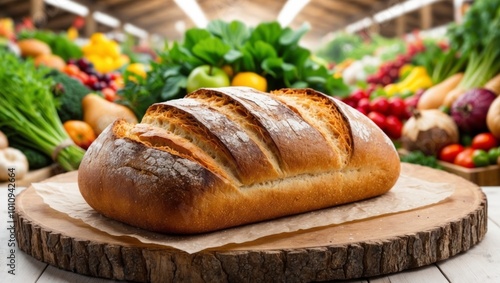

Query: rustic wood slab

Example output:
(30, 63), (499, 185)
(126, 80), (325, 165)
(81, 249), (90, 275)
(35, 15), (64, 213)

(14, 163), (487, 283)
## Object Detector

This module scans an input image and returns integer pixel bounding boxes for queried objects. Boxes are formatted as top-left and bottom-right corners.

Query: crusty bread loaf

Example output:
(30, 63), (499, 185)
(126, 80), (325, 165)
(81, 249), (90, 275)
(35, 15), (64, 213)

(78, 87), (400, 234)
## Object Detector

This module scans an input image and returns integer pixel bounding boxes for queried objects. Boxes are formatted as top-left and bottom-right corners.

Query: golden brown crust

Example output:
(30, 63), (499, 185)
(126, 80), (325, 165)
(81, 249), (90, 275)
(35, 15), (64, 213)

(78, 87), (401, 234)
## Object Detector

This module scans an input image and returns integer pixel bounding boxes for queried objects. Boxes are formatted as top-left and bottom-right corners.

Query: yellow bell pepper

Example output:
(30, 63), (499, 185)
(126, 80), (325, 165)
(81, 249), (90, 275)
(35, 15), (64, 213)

(83, 33), (127, 73)
(405, 75), (433, 92)
(384, 83), (400, 96)
(67, 26), (78, 40)
(394, 66), (433, 93)
(126, 63), (148, 83)
(399, 64), (414, 78)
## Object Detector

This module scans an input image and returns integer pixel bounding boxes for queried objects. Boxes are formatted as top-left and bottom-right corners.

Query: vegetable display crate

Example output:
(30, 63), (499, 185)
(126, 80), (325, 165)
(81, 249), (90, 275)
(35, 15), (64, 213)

(437, 161), (500, 186)
(398, 149), (500, 186)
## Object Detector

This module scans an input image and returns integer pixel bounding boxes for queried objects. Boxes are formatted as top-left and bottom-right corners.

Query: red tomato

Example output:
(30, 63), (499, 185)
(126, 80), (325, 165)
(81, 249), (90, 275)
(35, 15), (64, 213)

(471, 133), (498, 151)
(108, 72), (118, 80)
(77, 72), (89, 85)
(384, 115), (403, 140)
(454, 147), (475, 168)
(108, 80), (119, 91)
(439, 144), (465, 163)
(102, 87), (117, 102)
(367, 111), (387, 131)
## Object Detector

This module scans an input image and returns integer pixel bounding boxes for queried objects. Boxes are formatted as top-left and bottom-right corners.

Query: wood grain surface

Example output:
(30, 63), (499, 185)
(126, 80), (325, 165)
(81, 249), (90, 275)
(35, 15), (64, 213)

(14, 163), (487, 283)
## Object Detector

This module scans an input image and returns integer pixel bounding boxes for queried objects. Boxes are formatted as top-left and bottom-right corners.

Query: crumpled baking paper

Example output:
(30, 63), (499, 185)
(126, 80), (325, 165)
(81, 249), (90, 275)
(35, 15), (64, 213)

(32, 173), (454, 254)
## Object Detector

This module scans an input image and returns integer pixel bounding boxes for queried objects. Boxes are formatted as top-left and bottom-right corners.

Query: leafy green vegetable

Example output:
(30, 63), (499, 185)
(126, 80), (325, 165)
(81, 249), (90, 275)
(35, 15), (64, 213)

(400, 151), (443, 169)
(118, 63), (186, 118)
(207, 20), (249, 48)
(120, 20), (349, 119)
(0, 49), (85, 171)
(447, 0), (500, 89)
(50, 70), (92, 122)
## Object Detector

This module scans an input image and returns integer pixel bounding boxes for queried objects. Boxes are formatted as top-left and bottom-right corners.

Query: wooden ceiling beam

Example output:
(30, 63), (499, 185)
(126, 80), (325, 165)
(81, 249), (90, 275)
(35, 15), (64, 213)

(105, 0), (168, 22)
(312, 0), (368, 16)
(0, 0), (17, 5)
(43, 12), (75, 30)
(0, 0), (457, 44)
(135, 9), (184, 28)
(294, 5), (347, 31)
(421, 5), (433, 30)
(31, 0), (44, 23)
(120, 4), (167, 23)
(3, 0), (30, 17)
(95, 0), (129, 6)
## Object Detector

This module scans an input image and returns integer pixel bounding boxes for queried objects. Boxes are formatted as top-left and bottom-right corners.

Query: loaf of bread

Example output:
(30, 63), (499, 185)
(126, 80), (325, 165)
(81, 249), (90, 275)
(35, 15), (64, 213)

(78, 87), (400, 234)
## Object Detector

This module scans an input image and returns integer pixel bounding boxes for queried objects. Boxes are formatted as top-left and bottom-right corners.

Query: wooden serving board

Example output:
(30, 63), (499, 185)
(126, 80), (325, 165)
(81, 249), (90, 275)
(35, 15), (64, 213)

(14, 163), (487, 283)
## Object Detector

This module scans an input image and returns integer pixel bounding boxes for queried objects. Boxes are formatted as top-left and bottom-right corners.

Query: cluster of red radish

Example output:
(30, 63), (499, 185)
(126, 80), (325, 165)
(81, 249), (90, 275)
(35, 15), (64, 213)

(341, 89), (410, 140)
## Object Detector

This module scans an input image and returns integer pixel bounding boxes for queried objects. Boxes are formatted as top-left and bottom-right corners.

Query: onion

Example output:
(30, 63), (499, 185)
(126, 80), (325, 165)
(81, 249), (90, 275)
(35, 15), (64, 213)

(487, 96), (500, 139)
(401, 109), (459, 156)
(450, 88), (497, 134)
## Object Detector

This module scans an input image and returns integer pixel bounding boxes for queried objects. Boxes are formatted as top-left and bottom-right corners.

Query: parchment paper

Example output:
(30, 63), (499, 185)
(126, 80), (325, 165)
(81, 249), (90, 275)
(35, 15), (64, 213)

(32, 173), (454, 254)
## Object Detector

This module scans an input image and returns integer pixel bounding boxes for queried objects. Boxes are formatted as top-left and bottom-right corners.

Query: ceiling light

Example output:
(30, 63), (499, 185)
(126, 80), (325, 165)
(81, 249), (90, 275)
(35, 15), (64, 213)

(124, 23), (148, 39)
(174, 0), (208, 28)
(175, 20), (186, 34)
(344, 0), (441, 33)
(93, 11), (120, 28)
(44, 0), (89, 16)
(374, 0), (441, 23)
(345, 17), (373, 34)
(277, 0), (311, 27)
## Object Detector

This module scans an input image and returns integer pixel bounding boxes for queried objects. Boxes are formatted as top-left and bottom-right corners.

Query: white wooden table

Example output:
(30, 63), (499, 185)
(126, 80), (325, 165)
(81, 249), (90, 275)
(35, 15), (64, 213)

(1, 181), (499, 283)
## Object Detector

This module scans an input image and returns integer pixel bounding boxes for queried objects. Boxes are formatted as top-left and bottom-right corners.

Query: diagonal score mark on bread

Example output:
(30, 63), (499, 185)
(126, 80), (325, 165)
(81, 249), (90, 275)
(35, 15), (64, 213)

(135, 87), (352, 186)
(269, 88), (353, 168)
(141, 97), (279, 186)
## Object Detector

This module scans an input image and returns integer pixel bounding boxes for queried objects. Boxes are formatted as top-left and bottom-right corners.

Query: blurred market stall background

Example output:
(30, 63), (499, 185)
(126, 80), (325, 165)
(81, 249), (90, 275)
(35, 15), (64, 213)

(2, 0), (500, 187)
(0, 0), (457, 49)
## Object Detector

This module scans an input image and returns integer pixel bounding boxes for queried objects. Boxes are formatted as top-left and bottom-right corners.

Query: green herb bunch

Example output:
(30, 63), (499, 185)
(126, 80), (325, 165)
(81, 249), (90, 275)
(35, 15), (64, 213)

(446, 0), (500, 89)
(0, 49), (85, 171)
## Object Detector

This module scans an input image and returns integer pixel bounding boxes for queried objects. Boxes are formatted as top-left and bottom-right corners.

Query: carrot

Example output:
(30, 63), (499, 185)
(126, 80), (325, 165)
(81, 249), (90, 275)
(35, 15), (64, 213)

(417, 73), (463, 110)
